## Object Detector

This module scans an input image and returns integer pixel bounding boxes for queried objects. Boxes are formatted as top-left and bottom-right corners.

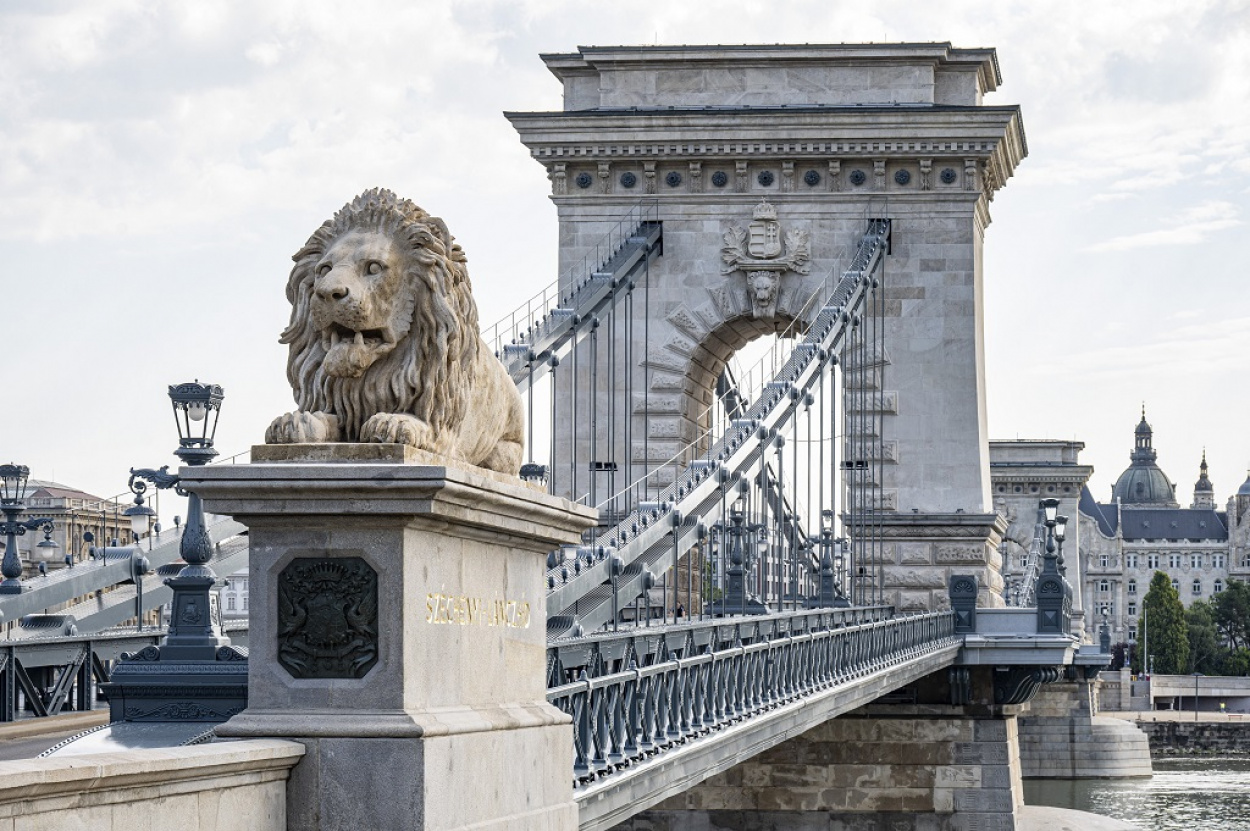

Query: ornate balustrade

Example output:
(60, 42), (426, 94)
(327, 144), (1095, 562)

(547, 609), (955, 786)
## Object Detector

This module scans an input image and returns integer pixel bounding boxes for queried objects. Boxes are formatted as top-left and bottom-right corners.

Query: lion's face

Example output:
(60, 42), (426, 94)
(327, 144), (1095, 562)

(748, 271), (779, 306)
(311, 230), (414, 378)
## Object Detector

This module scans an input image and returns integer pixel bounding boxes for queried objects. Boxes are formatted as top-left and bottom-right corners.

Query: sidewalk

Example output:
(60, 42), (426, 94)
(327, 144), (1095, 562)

(1103, 710), (1249, 724)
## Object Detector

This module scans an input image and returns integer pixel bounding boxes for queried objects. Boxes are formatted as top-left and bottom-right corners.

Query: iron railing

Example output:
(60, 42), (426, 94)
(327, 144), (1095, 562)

(0, 622), (249, 721)
(547, 608), (955, 785)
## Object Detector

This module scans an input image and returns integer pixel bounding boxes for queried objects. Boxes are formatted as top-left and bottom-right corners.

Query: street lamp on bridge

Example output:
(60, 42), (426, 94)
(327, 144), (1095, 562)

(102, 380), (248, 729)
(1036, 498), (1073, 635)
(0, 464), (54, 595)
(125, 381), (228, 654)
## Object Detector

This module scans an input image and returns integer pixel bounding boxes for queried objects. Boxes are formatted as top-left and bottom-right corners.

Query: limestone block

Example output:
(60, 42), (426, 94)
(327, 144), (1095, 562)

(895, 590), (935, 612)
(935, 543), (990, 564)
(884, 566), (949, 589)
(899, 542), (933, 564)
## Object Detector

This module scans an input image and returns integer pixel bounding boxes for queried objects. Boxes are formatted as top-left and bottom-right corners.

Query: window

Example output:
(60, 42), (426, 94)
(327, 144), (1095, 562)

(1129, 627), (1138, 641)
(227, 596), (236, 611)
(1099, 579), (1110, 593)
(1191, 554), (1203, 569)
(1148, 554), (1160, 569)
(1192, 579), (1202, 596)
(1126, 554), (1138, 569)
(1169, 553), (1181, 569)
(1171, 578), (1180, 592)
(242, 595), (249, 611)
(1128, 579), (1137, 595)
(1243, 554), (1250, 568)
(1214, 554), (1226, 569)
(1100, 554), (1110, 569)
(1128, 601), (1137, 616)
(1215, 580), (1224, 594)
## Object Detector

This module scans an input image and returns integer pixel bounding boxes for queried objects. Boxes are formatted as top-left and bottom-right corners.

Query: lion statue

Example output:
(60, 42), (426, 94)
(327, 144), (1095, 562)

(265, 188), (525, 475)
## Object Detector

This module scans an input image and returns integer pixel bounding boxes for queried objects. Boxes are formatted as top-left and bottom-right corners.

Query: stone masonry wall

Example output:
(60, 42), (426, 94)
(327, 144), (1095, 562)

(1137, 721), (1250, 756)
(615, 704), (1024, 831)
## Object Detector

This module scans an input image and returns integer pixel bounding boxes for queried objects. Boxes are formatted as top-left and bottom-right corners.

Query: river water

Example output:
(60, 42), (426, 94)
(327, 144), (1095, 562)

(1024, 758), (1250, 830)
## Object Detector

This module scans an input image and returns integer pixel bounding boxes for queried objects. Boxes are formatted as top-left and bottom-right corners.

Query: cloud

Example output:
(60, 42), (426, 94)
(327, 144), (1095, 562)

(1085, 200), (1243, 252)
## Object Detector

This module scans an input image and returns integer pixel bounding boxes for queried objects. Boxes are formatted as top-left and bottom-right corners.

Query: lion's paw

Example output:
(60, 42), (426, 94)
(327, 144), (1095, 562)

(360, 413), (434, 449)
(265, 411), (341, 444)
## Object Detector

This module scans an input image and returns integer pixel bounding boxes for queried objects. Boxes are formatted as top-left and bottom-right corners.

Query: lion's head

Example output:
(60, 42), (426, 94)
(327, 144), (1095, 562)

(747, 270), (780, 317)
(280, 188), (479, 441)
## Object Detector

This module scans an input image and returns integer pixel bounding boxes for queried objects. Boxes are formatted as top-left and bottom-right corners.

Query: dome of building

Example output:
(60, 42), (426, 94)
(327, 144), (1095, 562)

(1238, 471), (1250, 496)
(1110, 407), (1179, 507)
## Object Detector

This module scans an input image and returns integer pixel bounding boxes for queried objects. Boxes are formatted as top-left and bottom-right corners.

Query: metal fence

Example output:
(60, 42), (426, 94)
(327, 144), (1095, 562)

(547, 609), (955, 785)
(0, 623), (249, 722)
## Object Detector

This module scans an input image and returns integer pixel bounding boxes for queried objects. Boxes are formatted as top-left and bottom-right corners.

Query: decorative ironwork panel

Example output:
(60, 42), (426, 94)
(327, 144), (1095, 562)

(278, 556), (379, 679)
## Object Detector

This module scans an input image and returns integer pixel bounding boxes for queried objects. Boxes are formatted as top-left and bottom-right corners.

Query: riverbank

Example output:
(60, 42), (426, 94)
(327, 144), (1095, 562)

(1104, 711), (1250, 756)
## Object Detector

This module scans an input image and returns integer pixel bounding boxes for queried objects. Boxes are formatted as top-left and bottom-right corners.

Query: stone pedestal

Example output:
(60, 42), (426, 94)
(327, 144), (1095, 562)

(185, 445), (597, 831)
(877, 512), (1009, 612)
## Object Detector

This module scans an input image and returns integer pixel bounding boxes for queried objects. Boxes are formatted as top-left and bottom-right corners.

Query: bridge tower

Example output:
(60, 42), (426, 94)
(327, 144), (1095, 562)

(508, 44), (1026, 609)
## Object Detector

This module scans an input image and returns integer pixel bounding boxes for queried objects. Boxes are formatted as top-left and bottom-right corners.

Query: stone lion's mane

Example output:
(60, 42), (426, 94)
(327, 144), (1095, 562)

(279, 188), (479, 442)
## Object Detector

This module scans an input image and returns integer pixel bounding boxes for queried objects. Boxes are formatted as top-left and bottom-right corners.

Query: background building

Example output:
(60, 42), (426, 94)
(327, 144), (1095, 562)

(993, 413), (1250, 651)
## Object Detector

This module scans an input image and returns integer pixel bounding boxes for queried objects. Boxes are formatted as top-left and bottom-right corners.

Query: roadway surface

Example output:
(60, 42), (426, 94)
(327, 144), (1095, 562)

(0, 711), (107, 760)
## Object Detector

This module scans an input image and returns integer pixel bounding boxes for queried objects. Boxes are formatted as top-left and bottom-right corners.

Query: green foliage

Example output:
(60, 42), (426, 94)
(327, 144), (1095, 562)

(1142, 570), (1189, 675)
(1221, 648), (1250, 677)
(1214, 579), (1250, 652)
(1186, 599), (1222, 674)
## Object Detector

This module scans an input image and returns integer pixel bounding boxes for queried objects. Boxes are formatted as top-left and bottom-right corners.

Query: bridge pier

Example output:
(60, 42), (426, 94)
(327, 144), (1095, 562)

(616, 667), (1028, 831)
(185, 446), (598, 831)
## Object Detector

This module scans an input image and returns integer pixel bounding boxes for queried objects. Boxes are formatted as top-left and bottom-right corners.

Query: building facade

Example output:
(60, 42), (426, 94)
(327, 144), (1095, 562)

(11, 480), (130, 574)
(993, 414), (1250, 652)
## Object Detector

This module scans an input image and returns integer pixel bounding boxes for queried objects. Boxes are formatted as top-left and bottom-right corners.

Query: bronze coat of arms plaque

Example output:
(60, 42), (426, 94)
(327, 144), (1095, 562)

(277, 555), (379, 679)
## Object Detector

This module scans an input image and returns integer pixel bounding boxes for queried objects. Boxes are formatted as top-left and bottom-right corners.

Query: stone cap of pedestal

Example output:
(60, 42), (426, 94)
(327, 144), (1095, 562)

(956, 630), (1078, 666)
(181, 447), (598, 550)
(1072, 645), (1113, 668)
(218, 702), (568, 739)
(863, 511), (1009, 540)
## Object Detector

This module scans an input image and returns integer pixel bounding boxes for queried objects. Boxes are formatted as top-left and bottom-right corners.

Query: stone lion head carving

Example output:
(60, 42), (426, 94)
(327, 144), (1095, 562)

(266, 188), (524, 474)
(747, 270), (780, 318)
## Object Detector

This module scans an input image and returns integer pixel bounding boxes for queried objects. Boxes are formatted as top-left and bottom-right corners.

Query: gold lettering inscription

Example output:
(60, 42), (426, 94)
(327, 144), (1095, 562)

(424, 593), (531, 629)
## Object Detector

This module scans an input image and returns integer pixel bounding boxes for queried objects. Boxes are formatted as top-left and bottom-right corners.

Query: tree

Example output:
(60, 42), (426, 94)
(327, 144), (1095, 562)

(1142, 570), (1189, 675)
(1214, 579), (1250, 652)
(1186, 599), (1221, 674)
(1222, 649), (1250, 677)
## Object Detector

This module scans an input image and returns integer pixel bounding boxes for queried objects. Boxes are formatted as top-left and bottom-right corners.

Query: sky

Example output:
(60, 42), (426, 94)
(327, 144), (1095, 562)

(2, 0), (1248, 518)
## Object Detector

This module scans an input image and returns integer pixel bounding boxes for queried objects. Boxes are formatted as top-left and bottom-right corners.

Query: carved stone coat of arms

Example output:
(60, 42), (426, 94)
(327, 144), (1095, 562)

(721, 200), (811, 318)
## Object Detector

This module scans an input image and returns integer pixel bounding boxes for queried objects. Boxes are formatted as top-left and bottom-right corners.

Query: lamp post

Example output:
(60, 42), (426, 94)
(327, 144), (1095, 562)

(1054, 514), (1069, 576)
(101, 380), (248, 729)
(608, 552), (624, 632)
(0, 464), (54, 594)
(125, 380), (229, 658)
(35, 525), (61, 568)
(1036, 498), (1073, 635)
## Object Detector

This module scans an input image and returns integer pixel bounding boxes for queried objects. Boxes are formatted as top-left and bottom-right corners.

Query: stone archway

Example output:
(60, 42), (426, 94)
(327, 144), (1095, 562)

(635, 276), (818, 484)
